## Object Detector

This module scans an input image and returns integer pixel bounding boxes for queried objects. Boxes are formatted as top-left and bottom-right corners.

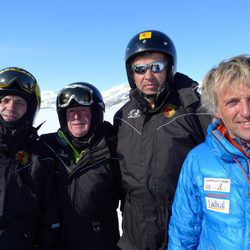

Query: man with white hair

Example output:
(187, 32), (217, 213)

(168, 54), (250, 249)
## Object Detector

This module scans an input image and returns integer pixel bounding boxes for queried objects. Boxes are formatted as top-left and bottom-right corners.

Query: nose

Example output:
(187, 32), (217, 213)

(240, 99), (250, 118)
(73, 111), (80, 119)
(143, 67), (155, 79)
(6, 100), (15, 110)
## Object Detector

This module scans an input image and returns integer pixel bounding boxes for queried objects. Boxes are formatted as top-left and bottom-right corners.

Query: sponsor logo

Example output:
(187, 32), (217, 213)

(139, 32), (152, 40)
(162, 104), (176, 118)
(128, 109), (141, 118)
(205, 197), (230, 214)
(16, 150), (30, 165)
(204, 178), (230, 192)
(206, 193), (229, 199)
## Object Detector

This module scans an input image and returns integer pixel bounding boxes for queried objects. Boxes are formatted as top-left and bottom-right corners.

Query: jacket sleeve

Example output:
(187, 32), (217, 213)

(168, 153), (202, 249)
(103, 121), (124, 212)
(35, 156), (60, 250)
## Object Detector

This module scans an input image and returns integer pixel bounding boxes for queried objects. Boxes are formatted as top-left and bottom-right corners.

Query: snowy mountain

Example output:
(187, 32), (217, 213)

(35, 83), (130, 134)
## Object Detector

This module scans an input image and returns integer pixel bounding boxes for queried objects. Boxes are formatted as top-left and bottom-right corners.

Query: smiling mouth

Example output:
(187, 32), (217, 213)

(239, 122), (250, 125)
(3, 114), (17, 119)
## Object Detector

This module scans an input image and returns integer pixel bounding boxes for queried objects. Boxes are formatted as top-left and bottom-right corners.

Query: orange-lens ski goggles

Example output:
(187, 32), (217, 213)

(0, 68), (37, 93)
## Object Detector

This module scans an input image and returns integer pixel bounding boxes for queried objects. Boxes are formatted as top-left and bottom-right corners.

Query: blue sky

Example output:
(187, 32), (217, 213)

(1, 0), (249, 92)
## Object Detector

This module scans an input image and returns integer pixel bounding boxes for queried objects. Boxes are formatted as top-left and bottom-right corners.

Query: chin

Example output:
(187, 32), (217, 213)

(144, 90), (158, 95)
(72, 134), (84, 138)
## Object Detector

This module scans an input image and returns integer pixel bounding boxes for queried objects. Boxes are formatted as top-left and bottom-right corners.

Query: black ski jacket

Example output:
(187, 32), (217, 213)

(0, 127), (59, 250)
(41, 122), (121, 250)
(113, 73), (211, 250)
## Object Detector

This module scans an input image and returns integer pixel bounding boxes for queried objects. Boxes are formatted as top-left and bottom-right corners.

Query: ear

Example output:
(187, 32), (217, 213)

(215, 111), (222, 119)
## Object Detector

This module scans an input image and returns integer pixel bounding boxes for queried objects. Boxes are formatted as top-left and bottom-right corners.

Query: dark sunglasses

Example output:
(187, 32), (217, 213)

(57, 84), (94, 108)
(0, 68), (37, 93)
(132, 61), (167, 75)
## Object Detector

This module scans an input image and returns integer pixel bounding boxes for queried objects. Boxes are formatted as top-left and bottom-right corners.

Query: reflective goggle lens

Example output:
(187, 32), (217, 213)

(58, 85), (93, 108)
(0, 69), (36, 93)
(132, 61), (166, 74)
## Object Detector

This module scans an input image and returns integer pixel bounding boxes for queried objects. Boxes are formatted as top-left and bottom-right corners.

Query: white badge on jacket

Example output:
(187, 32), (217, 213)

(204, 178), (231, 214)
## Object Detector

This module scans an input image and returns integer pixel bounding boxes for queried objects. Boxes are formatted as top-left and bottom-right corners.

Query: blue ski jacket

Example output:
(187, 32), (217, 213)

(168, 120), (250, 249)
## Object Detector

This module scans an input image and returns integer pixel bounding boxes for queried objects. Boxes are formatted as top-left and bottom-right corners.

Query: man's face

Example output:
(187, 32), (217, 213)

(66, 106), (92, 138)
(131, 52), (167, 95)
(0, 95), (27, 122)
(215, 82), (250, 144)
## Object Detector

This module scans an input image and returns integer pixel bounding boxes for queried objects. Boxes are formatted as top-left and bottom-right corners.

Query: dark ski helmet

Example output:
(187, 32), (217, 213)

(0, 67), (41, 127)
(56, 82), (105, 136)
(125, 30), (177, 89)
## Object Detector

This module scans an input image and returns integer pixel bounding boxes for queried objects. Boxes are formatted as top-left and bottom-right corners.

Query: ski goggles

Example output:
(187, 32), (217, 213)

(0, 67), (37, 94)
(132, 61), (167, 75)
(57, 84), (94, 108)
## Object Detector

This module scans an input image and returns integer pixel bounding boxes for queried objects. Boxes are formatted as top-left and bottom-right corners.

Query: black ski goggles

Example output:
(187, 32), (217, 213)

(0, 68), (37, 94)
(132, 61), (167, 75)
(57, 84), (94, 108)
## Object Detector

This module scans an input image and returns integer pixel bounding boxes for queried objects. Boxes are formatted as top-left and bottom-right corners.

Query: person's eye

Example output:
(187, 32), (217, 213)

(17, 101), (26, 106)
(1, 99), (9, 104)
(226, 100), (238, 107)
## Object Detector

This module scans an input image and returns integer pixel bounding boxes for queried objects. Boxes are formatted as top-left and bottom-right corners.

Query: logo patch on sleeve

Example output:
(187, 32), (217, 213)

(204, 178), (230, 192)
(205, 197), (230, 214)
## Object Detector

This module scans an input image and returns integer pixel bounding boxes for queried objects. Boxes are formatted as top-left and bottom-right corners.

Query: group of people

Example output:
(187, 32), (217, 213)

(0, 29), (248, 250)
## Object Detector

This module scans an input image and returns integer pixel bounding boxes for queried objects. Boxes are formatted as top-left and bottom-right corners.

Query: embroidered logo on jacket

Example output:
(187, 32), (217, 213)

(128, 109), (141, 118)
(162, 104), (176, 118)
(16, 150), (30, 165)
(205, 197), (230, 214)
(204, 178), (231, 192)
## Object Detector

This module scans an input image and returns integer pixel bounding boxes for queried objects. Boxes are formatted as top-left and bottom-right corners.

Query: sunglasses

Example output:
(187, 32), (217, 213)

(132, 61), (167, 75)
(57, 84), (94, 108)
(0, 68), (37, 93)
